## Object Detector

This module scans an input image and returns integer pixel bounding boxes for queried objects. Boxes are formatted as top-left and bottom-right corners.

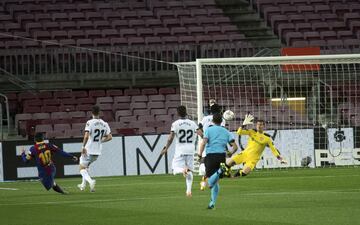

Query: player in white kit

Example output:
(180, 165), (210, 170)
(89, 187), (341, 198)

(161, 105), (198, 197)
(78, 105), (112, 192)
(197, 103), (226, 191)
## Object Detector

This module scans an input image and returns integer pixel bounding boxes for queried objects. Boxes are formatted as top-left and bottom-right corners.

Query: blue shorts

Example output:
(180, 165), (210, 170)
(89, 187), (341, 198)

(38, 165), (56, 190)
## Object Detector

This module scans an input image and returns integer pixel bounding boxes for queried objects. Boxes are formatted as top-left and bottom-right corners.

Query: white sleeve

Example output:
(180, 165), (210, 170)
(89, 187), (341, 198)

(105, 122), (111, 135)
(84, 121), (91, 132)
(170, 121), (176, 133)
(221, 119), (226, 126)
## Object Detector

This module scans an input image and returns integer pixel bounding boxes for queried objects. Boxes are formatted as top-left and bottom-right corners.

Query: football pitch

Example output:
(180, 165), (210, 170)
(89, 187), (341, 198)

(0, 167), (359, 225)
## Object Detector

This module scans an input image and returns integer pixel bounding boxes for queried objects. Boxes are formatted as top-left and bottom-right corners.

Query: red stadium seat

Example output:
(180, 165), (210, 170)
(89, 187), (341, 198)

(106, 89), (123, 97)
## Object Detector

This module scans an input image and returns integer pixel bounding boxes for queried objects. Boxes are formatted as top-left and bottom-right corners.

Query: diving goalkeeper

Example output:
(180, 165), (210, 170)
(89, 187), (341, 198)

(222, 114), (287, 177)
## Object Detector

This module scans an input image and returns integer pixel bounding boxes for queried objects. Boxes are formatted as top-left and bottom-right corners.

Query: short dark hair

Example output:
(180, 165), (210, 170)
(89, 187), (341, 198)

(256, 119), (265, 124)
(92, 105), (100, 116)
(34, 132), (44, 142)
(210, 104), (221, 115)
(212, 113), (222, 124)
(177, 105), (187, 117)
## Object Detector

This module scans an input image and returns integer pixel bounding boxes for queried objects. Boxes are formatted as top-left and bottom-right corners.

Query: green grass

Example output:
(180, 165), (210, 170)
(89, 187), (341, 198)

(0, 167), (359, 225)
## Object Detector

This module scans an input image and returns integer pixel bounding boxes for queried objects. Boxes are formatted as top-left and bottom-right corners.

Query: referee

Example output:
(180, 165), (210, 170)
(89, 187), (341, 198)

(198, 113), (237, 209)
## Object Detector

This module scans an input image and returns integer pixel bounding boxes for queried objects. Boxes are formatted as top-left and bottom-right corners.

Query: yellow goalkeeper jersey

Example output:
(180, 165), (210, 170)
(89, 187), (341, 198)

(236, 128), (280, 160)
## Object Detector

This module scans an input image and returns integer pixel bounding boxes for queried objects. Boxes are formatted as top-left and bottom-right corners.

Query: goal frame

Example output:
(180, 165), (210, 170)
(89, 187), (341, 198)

(194, 54), (360, 123)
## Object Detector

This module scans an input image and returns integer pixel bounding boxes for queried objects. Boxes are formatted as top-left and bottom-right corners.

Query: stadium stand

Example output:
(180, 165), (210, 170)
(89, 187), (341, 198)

(253, 0), (360, 50)
(11, 87), (180, 138)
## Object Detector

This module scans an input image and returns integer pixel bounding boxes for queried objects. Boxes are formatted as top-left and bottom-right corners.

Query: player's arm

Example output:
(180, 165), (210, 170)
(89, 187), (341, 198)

(50, 144), (78, 162)
(160, 131), (175, 155)
(101, 133), (112, 143)
(196, 123), (203, 138)
(21, 147), (33, 162)
(101, 123), (113, 143)
(237, 114), (255, 136)
(198, 137), (208, 158)
(237, 127), (255, 136)
(81, 131), (90, 155)
(268, 141), (287, 164)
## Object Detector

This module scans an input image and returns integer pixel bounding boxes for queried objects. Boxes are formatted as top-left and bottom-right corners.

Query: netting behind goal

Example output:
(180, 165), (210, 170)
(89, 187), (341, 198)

(176, 55), (360, 168)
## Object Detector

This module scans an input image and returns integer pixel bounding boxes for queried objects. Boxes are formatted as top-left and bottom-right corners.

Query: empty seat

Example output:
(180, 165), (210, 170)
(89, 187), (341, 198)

(115, 110), (132, 121)
(320, 30), (337, 40)
(292, 40), (309, 47)
(327, 39), (344, 48)
(128, 37), (145, 45)
(64, 129), (83, 138)
(32, 113), (50, 120)
(54, 123), (71, 132)
(148, 102), (165, 109)
(51, 112), (69, 119)
(296, 23), (312, 32)
(315, 5), (332, 13)
(132, 95), (148, 102)
(106, 89), (123, 96)
(130, 102), (147, 110)
(312, 22), (329, 32)
(285, 32), (304, 45)
(111, 37), (127, 46)
(97, 97), (113, 104)
(40, 105), (58, 113)
(35, 124), (53, 133)
(69, 111), (86, 118)
(344, 38), (360, 47)
(278, 23), (295, 36)
(309, 39), (327, 47)
(159, 87), (176, 95)
(124, 88), (141, 96)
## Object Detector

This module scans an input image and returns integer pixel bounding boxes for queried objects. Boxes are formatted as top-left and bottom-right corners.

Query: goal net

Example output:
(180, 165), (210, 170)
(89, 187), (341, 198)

(175, 54), (360, 169)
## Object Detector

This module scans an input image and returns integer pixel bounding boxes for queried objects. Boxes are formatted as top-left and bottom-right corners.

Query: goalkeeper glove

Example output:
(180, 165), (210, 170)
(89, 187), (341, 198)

(242, 113), (254, 126)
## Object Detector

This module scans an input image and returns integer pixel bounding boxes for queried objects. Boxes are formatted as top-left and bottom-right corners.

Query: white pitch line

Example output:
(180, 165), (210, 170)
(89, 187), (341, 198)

(0, 187), (19, 191)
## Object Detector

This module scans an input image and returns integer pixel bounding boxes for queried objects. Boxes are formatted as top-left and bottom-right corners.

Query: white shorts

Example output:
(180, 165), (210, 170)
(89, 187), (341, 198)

(198, 163), (206, 176)
(172, 154), (194, 175)
(80, 154), (99, 167)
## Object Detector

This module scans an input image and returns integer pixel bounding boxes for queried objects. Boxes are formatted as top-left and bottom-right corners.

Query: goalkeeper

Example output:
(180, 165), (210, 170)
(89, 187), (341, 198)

(223, 114), (287, 178)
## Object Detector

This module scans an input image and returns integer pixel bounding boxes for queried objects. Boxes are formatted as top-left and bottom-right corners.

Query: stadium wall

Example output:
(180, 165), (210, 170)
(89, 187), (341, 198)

(1, 129), (360, 181)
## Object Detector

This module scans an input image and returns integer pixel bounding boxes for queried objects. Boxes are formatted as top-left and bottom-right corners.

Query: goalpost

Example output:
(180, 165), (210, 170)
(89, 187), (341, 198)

(175, 54), (360, 169)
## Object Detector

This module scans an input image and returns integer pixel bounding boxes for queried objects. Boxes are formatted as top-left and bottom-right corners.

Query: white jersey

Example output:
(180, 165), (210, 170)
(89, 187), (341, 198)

(200, 114), (226, 157)
(171, 118), (198, 156)
(84, 118), (111, 155)
(201, 115), (226, 132)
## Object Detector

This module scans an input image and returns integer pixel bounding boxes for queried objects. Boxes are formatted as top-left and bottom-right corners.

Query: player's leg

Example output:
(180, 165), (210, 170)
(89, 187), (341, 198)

(198, 157), (207, 191)
(234, 160), (256, 177)
(205, 153), (225, 209)
(52, 182), (66, 194)
(184, 155), (194, 197)
(42, 166), (66, 194)
(208, 182), (219, 209)
(79, 155), (97, 192)
(172, 154), (192, 197)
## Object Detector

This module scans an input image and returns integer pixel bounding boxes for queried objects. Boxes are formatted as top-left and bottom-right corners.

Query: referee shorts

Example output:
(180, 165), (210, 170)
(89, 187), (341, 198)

(205, 153), (226, 178)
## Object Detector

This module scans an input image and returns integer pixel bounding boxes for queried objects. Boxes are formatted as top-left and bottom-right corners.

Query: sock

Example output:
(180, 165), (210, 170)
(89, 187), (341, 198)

(207, 168), (223, 188)
(81, 176), (86, 186)
(210, 183), (219, 206)
(80, 169), (93, 184)
(185, 171), (193, 193)
(52, 183), (65, 194)
(80, 169), (89, 187)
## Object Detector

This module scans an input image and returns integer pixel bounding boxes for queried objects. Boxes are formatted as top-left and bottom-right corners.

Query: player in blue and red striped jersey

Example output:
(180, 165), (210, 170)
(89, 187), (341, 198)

(21, 132), (78, 194)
